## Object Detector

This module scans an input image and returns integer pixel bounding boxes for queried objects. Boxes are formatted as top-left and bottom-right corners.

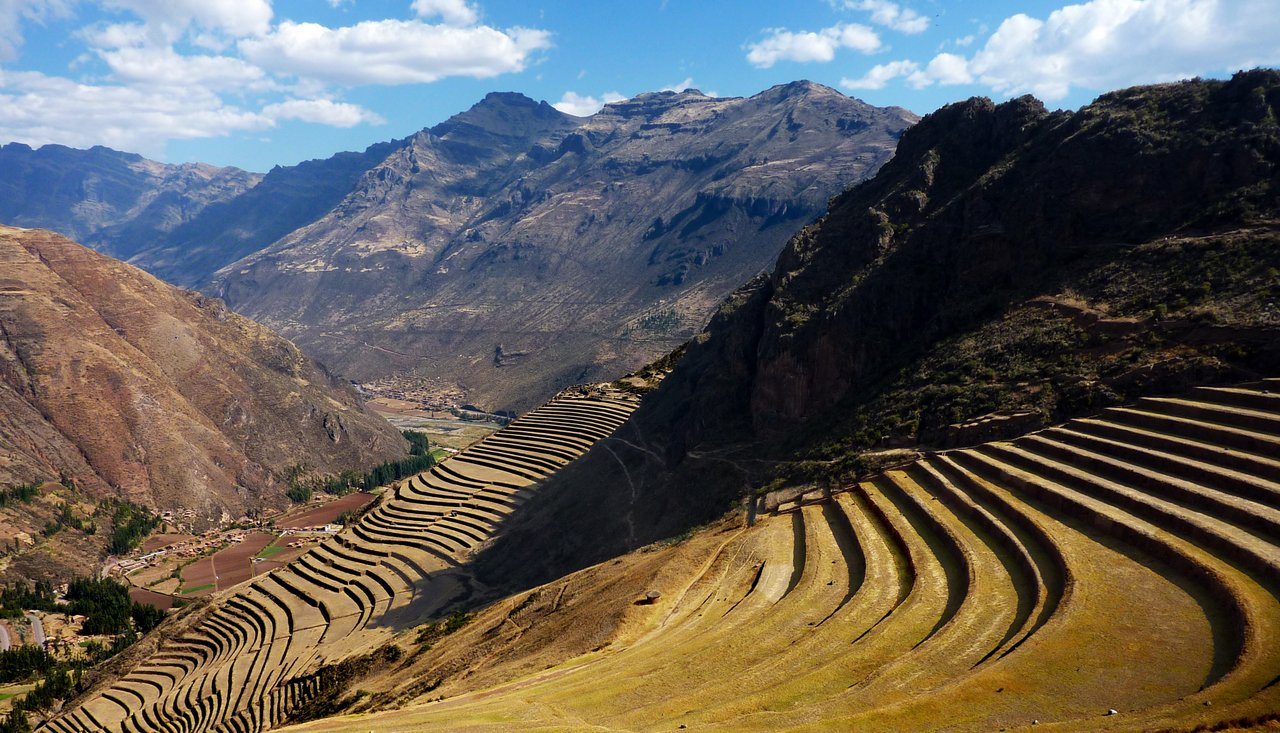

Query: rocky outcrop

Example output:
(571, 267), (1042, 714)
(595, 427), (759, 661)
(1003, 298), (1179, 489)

(0, 226), (407, 527)
(211, 82), (917, 412)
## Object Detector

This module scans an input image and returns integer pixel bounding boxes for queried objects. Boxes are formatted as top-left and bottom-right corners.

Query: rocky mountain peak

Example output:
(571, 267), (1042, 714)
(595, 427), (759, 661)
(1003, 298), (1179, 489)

(430, 90), (576, 144)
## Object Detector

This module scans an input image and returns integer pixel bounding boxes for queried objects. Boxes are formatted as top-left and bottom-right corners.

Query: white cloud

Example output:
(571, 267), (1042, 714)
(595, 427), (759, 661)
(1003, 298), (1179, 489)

(0, 69), (270, 157)
(921, 52), (972, 86)
(936, 0), (1280, 100)
(746, 22), (881, 68)
(240, 19), (553, 86)
(0, 0), (73, 61)
(263, 98), (385, 127)
(411, 0), (478, 27)
(954, 33), (975, 47)
(843, 0), (929, 34)
(102, 0), (273, 43)
(553, 90), (625, 116)
(840, 59), (920, 90)
(98, 46), (269, 90)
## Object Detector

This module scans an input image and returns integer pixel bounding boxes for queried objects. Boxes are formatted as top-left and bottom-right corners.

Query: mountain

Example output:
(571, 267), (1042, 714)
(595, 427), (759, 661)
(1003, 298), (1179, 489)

(0, 226), (408, 545)
(127, 138), (407, 286)
(0, 142), (260, 261)
(210, 82), (917, 412)
(475, 69), (1280, 589)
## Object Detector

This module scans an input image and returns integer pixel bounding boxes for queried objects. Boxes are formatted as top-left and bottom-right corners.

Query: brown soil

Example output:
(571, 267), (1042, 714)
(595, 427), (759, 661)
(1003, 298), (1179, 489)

(140, 534), (195, 554)
(127, 588), (175, 611)
(211, 532), (275, 589)
(276, 494), (375, 529)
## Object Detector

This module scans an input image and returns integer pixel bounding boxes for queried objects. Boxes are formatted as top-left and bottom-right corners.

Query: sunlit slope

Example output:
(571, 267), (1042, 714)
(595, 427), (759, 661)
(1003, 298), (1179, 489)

(40, 390), (640, 733)
(286, 381), (1280, 733)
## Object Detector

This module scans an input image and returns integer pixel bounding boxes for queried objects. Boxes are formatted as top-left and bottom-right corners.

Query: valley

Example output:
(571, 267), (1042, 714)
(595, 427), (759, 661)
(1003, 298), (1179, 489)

(0, 50), (1277, 733)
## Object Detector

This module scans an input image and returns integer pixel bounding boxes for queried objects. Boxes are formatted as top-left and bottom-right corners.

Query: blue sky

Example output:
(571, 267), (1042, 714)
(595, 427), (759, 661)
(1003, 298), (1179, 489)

(0, 0), (1276, 171)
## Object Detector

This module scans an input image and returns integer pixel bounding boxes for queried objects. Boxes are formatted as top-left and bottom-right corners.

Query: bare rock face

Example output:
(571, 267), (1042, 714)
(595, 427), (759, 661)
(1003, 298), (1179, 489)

(211, 82), (917, 412)
(0, 226), (407, 527)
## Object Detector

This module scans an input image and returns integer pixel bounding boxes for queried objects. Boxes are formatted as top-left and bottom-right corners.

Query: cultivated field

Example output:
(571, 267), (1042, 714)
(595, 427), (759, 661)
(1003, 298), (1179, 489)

(274, 494), (375, 529)
(42, 390), (641, 733)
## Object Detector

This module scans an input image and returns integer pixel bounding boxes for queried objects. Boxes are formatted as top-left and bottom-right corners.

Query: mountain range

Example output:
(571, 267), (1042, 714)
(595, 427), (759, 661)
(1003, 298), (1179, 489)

(0, 82), (917, 413)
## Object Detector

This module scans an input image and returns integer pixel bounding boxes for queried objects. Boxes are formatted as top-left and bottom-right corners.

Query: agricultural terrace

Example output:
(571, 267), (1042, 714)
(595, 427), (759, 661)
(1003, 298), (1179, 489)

(43, 390), (640, 733)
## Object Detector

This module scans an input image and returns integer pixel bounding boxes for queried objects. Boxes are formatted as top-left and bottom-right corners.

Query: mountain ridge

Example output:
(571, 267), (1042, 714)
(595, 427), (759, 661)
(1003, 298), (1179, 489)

(210, 81), (917, 412)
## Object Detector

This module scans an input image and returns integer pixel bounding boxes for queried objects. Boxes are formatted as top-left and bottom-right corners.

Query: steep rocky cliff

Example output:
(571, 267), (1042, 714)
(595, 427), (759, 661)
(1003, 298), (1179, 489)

(476, 70), (1280, 589)
(0, 226), (407, 531)
(211, 82), (917, 412)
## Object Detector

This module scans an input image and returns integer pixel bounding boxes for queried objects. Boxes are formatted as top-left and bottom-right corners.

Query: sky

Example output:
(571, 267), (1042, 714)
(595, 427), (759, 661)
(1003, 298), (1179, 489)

(0, 0), (1276, 172)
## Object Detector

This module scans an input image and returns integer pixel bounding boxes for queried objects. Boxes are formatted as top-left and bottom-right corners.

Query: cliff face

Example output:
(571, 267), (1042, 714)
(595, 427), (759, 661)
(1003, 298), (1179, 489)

(0, 143), (260, 261)
(476, 70), (1280, 589)
(211, 82), (917, 412)
(0, 226), (407, 527)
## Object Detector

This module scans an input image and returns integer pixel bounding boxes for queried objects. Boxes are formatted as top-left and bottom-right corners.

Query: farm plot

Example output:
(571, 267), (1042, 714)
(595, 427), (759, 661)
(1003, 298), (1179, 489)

(276, 493), (376, 529)
(127, 587), (175, 611)
(212, 531), (276, 589)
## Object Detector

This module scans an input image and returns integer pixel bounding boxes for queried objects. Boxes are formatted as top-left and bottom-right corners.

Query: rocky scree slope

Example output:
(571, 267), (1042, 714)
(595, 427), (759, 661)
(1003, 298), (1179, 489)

(474, 70), (1280, 590)
(211, 82), (916, 412)
(0, 226), (407, 540)
(0, 143), (259, 263)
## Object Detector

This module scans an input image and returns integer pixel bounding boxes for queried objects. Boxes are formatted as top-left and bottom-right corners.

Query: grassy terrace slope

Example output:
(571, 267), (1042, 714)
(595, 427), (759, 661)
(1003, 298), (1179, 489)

(39, 389), (639, 733)
(282, 379), (1280, 732)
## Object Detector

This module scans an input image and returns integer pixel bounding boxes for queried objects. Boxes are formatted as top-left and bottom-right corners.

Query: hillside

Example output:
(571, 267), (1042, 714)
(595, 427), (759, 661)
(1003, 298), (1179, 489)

(126, 139), (407, 287)
(0, 226), (407, 580)
(473, 70), (1280, 590)
(278, 379), (1280, 733)
(211, 82), (916, 412)
(0, 143), (260, 261)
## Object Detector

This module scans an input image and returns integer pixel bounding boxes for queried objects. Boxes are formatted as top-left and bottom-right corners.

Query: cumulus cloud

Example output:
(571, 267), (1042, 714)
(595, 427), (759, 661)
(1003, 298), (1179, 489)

(843, 0), (929, 34)
(98, 46), (270, 90)
(262, 98), (385, 127)
(102, 0), (273, 43)
(411, 0), (478, 27)
(553, 90), (625, 116)
(746, 22), (881, 68)
(0, 1), (557, 156)
(841, 59), (920, 90)
(240, 19), (552, 86)
(0, 69), (270, 157)
(863, 0), (1280, 100)
(0, 0), (73, 60)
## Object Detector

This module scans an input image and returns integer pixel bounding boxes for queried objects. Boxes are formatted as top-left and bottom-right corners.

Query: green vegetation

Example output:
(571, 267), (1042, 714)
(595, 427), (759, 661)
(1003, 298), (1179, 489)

(0, 648), (54, 685)
(256, 544), (287, 559)
(66, 578), (164, 635)
(0, 578), (159, 730)
(0, 483), (38, 509)
(403, 430), (430, 456)
(0, 583), (54, 620)
(287, 447), (437, 503)
(104, 501), (160, 556)
(180, 584), (214, 595)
